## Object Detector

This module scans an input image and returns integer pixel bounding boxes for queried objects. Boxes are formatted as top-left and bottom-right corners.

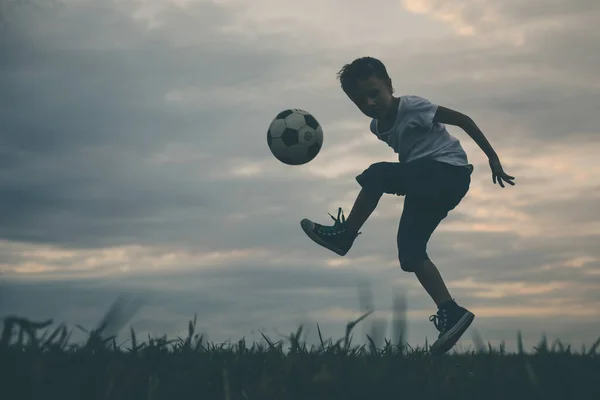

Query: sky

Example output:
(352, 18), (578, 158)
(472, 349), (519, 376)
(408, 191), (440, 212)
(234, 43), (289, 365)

(1, 0), (599, 354)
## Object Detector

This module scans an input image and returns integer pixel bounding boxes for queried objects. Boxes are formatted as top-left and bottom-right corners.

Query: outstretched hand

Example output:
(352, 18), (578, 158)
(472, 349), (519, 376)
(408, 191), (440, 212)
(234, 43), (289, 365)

(489, 156), (515, 188)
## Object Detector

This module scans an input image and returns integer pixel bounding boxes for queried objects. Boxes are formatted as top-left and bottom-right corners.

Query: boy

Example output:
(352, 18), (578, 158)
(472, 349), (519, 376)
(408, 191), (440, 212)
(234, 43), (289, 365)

(300, 57), (515, 355)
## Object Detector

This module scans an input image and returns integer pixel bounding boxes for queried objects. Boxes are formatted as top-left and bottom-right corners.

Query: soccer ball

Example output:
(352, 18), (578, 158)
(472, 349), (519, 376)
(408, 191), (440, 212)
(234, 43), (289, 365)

(267, 109), (323, 165)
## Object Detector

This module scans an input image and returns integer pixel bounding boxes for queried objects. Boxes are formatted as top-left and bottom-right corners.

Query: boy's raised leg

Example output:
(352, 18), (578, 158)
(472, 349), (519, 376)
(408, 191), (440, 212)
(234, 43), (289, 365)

(300, 188), (381, 256)
(345, 188), (382, 234)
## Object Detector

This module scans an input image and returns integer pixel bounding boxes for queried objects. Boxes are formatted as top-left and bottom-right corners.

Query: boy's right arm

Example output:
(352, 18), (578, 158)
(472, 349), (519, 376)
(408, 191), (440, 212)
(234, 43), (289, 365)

(433, 105), (516, 188)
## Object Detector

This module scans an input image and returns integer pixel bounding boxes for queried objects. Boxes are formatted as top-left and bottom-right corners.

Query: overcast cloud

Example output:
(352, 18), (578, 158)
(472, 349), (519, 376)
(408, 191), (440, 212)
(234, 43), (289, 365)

(1, 0), (599, 353)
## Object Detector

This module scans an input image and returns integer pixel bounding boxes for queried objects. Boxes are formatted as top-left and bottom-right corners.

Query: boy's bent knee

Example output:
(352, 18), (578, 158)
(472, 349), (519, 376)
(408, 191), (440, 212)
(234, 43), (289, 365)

(398, 252), (428, 272)
(355, 162), (402, 196)
(363, 161), (392, 174)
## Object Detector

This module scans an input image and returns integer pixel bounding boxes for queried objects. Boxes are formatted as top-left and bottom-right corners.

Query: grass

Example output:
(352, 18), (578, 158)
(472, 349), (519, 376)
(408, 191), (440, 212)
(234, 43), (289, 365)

(1, 296), (599, 400)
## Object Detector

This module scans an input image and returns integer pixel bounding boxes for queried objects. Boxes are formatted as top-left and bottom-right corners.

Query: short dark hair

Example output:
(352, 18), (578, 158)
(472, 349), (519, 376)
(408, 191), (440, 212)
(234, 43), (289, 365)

(336, 57), (393, 96)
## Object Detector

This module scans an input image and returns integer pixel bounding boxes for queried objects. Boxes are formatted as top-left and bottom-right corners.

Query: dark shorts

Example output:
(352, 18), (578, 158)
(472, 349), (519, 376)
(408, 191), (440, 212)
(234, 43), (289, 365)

(355, 159), (472, 271)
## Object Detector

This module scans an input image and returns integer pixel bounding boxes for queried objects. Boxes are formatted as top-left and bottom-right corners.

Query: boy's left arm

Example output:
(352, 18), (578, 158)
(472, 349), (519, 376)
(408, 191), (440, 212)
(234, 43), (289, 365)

(433, 106), (515, 188)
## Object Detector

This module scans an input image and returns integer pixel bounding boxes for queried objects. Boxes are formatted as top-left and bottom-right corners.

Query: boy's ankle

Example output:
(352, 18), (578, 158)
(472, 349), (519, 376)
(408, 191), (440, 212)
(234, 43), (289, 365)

(344, 223), (360, 237)
(439, 299), (458, 310)
(344, 218), (359, 235)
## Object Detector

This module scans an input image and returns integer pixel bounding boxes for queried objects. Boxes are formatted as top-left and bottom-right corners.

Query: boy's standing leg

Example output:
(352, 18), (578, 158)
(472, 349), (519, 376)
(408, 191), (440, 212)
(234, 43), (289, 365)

(416, 260), (453, 307)
(397, 187), (475, 355)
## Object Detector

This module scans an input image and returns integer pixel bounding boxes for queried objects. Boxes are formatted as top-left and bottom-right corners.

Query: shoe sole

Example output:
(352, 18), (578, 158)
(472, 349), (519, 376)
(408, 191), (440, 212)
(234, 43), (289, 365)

(430, 311), (475, 355)
(300, 219), (347, 256)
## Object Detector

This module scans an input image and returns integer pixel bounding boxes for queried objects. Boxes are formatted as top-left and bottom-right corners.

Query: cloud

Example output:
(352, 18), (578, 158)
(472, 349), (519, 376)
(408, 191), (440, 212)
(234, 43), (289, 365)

(1, 0), (599, 352)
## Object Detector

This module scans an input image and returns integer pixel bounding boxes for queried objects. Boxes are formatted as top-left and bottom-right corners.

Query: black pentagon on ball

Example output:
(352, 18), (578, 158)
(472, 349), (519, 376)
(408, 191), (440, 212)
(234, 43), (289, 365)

(267, 129), (273, 147)
(306, 142), (321, 161)
(280, 128), (299, 146)
(304, 114), (320, 130)
(276, 109), (294, 119)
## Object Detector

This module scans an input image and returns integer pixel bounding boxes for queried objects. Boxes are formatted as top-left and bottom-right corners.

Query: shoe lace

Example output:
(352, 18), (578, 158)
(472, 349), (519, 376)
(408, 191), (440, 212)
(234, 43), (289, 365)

(317, 207), (362, 237)
(429, 308), (448, 333)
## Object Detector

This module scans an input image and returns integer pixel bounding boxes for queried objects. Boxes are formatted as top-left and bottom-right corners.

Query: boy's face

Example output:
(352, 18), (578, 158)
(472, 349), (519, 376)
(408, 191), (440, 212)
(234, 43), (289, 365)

(348, 76), (394, 119)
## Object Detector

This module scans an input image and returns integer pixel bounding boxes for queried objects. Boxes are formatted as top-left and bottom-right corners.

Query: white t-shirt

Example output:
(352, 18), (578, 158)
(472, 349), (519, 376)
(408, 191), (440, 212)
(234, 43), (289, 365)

(370, 95), (472, 170)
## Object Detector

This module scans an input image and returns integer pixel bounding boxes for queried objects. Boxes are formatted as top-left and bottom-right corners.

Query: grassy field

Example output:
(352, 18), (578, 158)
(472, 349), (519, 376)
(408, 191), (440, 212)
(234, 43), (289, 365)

(1, 298), (599, 400)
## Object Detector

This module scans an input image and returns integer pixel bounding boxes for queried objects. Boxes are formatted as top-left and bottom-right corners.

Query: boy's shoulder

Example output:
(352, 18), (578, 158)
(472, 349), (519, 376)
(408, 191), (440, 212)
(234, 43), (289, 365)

(370, 95), (439, 135)
(398, 94), (436, 109)
(398, 95), (439, 122)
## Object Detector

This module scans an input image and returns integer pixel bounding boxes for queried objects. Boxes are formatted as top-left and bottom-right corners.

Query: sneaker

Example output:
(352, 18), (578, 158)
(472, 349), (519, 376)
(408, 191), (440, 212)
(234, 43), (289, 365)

(429, 300), (475, 355)
(300, 207), (360, 256)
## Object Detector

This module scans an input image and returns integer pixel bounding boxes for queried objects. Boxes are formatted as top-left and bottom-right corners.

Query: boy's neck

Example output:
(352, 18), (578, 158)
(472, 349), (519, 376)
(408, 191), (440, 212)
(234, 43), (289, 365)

(378, 96), (399, 123)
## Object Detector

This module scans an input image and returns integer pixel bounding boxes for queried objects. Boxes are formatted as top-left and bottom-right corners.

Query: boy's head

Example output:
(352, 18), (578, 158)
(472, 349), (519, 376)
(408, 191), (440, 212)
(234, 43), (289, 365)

(337, 57), (395, 119)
